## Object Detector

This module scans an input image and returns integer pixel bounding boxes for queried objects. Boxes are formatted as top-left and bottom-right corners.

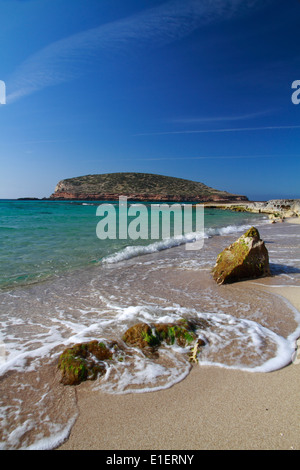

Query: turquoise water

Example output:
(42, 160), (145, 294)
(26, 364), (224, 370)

(0, 199), (266, 289)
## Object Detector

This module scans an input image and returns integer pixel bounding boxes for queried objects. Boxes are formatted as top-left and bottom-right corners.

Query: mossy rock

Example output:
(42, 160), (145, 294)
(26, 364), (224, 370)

(59, 319), (210, 385)
(122, 323), (160, 350)
(153, 323), (197, 347)
(212, 226), (270, 285)
(122, 318), (209, 355)
(230, 206), (247, 212)
(243, 226), (260, 239)
(58, 340), (121, 385)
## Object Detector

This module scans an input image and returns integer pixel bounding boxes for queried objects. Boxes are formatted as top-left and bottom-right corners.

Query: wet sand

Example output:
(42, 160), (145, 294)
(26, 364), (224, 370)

(59, 359), (300, 450)
(58, 229), (300, 450)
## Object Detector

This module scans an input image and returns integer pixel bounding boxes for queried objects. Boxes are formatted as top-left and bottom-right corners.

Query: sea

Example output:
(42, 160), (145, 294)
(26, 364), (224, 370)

(0, 199), (300, 449)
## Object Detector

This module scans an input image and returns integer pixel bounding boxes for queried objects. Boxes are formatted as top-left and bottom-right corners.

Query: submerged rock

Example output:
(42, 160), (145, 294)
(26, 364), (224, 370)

(58, 319), (209, 385)
(122, 323), (160, 351)
(212, 227), (270, 285)
(122, 318), (208, 358)
(58, 340), (123, 385)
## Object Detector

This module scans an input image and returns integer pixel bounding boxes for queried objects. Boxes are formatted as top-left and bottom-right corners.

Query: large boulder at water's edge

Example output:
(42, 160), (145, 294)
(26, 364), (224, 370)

(212, 227), (270, 285)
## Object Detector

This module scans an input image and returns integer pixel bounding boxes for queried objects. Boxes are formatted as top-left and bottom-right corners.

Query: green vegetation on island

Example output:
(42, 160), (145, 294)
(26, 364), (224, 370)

(50, 172), (248, 202)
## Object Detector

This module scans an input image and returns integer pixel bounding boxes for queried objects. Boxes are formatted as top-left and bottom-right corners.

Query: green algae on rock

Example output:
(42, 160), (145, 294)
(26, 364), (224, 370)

(212, 227), (270, 285)
(122, 321), (195, 350)
(122, 319), (208, 359)
(58, 340), (123, 386)
(58, 319), (209, 386)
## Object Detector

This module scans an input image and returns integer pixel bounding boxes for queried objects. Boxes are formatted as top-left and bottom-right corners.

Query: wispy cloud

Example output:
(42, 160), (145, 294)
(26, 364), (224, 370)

(7, 0), (263, 103)
(129, 153), (300, 161)
(168, 110), (274, 124)
(134, 125), (300, 136)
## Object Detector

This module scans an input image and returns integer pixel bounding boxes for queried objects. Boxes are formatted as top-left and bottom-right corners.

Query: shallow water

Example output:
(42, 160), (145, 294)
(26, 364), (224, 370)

(0, 201), (300, 449)
(0, 199), (264, 288)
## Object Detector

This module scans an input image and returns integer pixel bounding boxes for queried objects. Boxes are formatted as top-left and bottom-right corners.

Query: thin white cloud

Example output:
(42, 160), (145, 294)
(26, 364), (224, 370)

(6, 0), (262, 103)
(135, 125), (300, 136)
(169, 110), (274, 124)
(130, 153), (299, 161)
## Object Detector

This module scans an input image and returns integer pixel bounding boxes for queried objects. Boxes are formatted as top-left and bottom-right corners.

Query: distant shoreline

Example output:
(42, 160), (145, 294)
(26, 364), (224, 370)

(203, 199), (300, 219)
(13, 197), (300, 218)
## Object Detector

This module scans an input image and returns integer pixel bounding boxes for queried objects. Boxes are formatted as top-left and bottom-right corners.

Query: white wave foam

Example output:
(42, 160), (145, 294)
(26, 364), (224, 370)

(89, 305), (299, 394)
(206, 223), (253, 237)
(101, 223), (255, 264)
(101, 233), (205, 264)
(1, 298), (298, 449)
(24, 415), (78, 450)
(93, 348), (191, 395)
(191, 310), (296, 373)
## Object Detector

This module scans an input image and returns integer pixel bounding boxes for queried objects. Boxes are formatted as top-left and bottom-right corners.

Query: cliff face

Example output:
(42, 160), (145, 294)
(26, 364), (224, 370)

(50, 173), (248, 202)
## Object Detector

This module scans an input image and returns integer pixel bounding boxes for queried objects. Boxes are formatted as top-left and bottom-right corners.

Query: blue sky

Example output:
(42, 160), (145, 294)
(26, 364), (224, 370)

(0, 0), (300, 200)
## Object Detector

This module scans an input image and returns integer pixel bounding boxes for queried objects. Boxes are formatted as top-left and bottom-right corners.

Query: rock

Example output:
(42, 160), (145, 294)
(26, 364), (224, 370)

(284, 210), (296, 218)
(268, 213), (284, 223)
(205, 199), (300, 218)
(262, 199), (300, 217)
(122, 323), (160, 354)
(58, 340), (123, 385)
(153, 321), (197, 348)
(250, 199), (300, 218)
(58, 318), (210, 385)
(122, 319), (209, 357)
(212, 227), (270, 285)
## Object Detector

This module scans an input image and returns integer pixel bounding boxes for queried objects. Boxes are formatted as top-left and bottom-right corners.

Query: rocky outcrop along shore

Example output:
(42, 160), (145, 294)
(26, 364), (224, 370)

(205, 199), (300, 218)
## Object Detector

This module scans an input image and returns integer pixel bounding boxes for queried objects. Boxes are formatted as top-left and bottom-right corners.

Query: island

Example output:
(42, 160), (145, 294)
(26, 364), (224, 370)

(49, 172), (248, 202)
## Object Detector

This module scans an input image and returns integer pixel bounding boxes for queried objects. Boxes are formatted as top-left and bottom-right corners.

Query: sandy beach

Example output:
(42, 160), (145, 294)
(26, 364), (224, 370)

(59, 363), (300, 450)
(58, 220), (300, 451)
